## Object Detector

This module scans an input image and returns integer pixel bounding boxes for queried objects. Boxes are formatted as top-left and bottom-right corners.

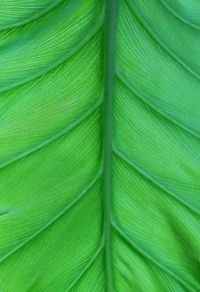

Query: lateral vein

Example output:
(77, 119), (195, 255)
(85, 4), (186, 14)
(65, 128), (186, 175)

(0, 169), (102, 265)
(113, 145), (200, 216)
(112, 219), (197, 292)
(0, 98), (102, 170)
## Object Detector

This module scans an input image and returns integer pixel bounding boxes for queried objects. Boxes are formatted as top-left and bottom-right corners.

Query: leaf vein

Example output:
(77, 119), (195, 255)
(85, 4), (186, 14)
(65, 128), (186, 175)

(66, 242), (104, 291)
(0, 169), (102, 265)
(0, 99), (102, 171)
(125, 0), (200, 81)
(112, 219), (197, 292)
(0, 0), (65, 31)
(116, 73), (200, 140)
(113, 145), (200, 216)
(159, 0), (200, 31)
(0, 18), (103, 93)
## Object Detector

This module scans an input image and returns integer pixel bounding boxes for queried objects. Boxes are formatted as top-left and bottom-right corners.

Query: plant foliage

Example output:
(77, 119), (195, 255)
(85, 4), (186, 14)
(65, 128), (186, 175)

(0, 0), (199, 291)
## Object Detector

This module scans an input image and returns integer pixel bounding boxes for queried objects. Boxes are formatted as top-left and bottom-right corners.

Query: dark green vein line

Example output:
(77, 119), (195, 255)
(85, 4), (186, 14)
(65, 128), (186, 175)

(159, 0), (200, 31)
(0, 17), (103, 93)
(66, 242), (104, 291)
(0, 98), (102, 170)
(0, 169), (102, 266)
(125, 0), (200, 81)
(0, 0), (65, 31)
(112, 220), (197, 292)
(104, 0), (118, 291)
(0, 210), (10, 216)
(113, 146), (200, 216)
(117, 73), (200, 140)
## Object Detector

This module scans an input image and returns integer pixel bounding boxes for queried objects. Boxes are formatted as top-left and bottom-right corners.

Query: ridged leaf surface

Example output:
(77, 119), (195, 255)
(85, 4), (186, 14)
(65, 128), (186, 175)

(0, 0), (199, 291)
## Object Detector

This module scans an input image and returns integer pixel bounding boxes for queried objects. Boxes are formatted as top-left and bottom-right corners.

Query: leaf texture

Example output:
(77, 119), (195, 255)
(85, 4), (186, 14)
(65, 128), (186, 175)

(0, 0), (199, 291)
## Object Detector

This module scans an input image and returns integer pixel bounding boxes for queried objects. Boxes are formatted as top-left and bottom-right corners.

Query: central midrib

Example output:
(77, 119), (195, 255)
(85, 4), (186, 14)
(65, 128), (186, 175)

(103, 0), (118, 291)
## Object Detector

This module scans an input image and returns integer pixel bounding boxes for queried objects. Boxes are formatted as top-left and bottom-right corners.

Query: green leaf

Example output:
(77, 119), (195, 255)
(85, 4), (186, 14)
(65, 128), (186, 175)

(0, 0), (199, 291)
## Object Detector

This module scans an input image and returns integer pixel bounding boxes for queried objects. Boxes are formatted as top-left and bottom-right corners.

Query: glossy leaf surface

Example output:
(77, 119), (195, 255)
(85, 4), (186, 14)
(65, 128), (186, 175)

(0, 0), (199, 291)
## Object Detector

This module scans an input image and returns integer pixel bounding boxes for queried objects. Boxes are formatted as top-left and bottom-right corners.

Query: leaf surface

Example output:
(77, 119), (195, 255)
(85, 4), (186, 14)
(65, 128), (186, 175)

(0, 0), (199, 291)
